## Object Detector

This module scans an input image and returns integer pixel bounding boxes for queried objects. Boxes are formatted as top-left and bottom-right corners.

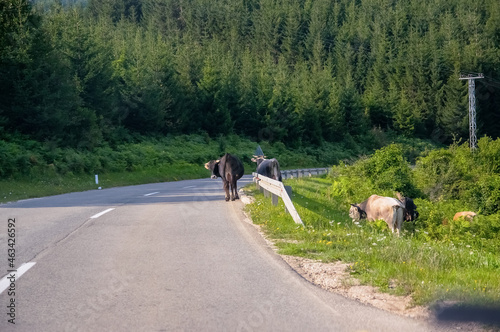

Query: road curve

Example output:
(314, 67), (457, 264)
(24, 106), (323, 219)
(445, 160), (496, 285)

(0, 176), (448, 331)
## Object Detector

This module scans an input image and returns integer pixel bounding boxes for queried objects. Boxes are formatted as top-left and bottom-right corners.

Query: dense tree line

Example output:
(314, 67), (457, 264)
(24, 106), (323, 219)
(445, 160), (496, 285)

(1, 0), (499, 150)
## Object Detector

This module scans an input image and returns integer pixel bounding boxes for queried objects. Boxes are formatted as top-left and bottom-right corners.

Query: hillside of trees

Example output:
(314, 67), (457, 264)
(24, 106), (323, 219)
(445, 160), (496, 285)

(1, 0), (499, 151)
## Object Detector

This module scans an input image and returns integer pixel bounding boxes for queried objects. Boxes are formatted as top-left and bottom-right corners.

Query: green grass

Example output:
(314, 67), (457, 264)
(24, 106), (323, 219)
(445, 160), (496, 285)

(0, 163), (207, 203)
(244, 176), (500, 307)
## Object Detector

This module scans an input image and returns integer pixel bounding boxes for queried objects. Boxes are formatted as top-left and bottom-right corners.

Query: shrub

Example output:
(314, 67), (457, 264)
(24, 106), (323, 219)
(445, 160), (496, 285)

(330, 161), (376, 204)
(0, 140), (45, 177)
(414, 137), (500, 215)
(0, 141), (22, 177)
(476, 137), (500, 174)
(329, 144), (419, 203)
(362, 144), (418, 197)
(466, 175), (500, 215)
(415, 142), (476, 199)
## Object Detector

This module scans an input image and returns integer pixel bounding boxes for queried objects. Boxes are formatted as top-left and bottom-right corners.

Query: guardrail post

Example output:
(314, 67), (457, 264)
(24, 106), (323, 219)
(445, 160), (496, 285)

(272, 193), (279, 206)
(284, 185), (292, 213)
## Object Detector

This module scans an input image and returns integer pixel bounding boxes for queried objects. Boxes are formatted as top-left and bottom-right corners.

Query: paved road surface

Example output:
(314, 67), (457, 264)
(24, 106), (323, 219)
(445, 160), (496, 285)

(1, 176), (451, 331)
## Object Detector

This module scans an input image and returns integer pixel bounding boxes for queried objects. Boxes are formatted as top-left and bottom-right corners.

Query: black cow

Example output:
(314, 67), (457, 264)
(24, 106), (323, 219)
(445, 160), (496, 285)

(396, 192), (419, 221)
(205, 153), (244, 201)
(251, 156), (282, 181)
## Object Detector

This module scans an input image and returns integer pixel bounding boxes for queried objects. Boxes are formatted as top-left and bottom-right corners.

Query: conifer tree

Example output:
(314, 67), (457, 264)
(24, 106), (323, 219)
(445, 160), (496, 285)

(438, 71), (468, 143)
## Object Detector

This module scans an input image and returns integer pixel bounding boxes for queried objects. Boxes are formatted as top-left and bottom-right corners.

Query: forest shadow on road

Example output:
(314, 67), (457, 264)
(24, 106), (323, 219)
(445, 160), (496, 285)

(434, 303), (500, 328)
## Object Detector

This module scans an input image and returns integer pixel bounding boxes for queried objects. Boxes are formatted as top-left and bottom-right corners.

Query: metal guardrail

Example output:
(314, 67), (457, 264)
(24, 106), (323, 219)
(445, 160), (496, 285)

(252, 172), (303, 225)
(281, 168), (329, 180)
(252, 168), (330, 225)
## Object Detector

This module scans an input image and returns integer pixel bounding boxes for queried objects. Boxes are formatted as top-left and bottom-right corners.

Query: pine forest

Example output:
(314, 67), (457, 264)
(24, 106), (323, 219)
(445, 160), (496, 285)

(1, 0), (499, 150)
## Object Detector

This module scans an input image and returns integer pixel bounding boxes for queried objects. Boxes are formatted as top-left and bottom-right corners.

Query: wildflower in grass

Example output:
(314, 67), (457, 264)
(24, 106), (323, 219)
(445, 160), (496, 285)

(372, 243), (377, 246)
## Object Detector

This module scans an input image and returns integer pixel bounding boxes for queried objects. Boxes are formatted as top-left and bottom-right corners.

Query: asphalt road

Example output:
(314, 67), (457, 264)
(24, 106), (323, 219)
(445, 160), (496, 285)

(0, 176), (451, 331)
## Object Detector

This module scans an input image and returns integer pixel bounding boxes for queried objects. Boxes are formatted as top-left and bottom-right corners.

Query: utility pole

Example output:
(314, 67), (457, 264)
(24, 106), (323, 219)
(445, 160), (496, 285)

(459, 73), (483, 150)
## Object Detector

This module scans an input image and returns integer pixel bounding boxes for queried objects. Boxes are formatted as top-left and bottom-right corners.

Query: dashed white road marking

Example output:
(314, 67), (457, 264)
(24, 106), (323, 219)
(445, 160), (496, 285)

(90, 208), (115, 219)
(0, 262), (37, 294)
(182, 186), (197, 189)
(144, 192), (160, 196)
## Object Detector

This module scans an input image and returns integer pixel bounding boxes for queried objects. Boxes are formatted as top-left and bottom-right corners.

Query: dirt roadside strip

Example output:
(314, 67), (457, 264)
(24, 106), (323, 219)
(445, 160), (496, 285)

(239, 190), (491, 332)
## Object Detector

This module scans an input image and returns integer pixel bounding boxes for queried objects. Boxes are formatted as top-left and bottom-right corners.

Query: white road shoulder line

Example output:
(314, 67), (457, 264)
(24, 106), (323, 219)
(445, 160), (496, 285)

(90, 208), (115, 219)
(183, 185), (197, 189)
(0, 262), (36, 294)
(144, 192), (160, 196)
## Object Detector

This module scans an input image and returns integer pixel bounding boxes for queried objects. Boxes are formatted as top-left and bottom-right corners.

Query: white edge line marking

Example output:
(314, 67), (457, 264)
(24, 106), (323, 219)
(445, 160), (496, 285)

(0, 262), (36, 294)
(90, 208), (115, 219)
(183, 186), (197, 189)
(17, 197), (43, 203)
(144, 192), (160, 196)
